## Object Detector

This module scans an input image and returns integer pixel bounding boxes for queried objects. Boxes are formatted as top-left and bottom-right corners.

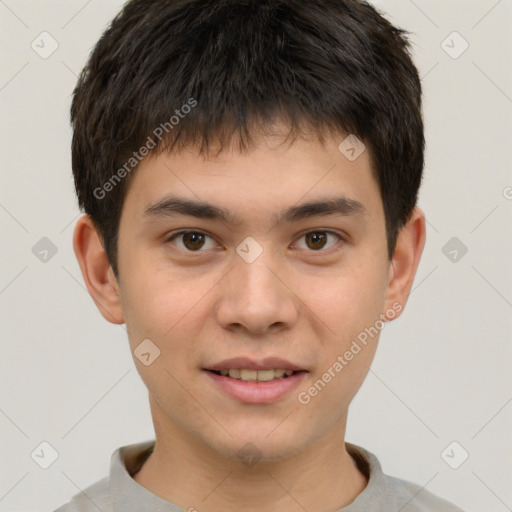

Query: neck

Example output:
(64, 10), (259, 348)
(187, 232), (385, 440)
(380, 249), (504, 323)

(133, 398), (368, 512)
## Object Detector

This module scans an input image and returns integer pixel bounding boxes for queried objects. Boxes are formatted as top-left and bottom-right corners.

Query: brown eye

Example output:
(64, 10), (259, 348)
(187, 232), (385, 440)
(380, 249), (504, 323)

(182, 232), (205, 250)
(305, 232), (327, 250)
(294, 231), (341, 252)
(167, 231), (216, 252)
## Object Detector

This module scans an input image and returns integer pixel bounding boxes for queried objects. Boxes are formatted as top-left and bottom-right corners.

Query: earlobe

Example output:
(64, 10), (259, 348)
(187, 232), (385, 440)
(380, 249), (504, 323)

(383, 207), (426, 320)
(72, 214), (125, 324)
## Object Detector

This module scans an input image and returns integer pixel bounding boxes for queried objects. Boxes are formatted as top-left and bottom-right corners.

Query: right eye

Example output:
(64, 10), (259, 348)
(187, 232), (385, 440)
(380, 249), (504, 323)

(165, 230), (219, 252)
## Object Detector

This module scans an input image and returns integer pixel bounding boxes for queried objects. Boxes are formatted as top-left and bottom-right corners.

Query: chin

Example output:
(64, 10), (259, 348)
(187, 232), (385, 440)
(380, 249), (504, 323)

(204, 424), (311, 465)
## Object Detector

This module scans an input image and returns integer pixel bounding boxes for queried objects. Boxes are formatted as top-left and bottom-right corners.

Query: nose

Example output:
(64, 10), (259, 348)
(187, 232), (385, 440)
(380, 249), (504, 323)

(214, 254), (299, 335)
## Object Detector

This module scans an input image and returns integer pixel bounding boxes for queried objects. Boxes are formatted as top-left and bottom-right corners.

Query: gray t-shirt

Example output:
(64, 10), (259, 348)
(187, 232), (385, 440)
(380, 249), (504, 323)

(54, 440), (465, 511)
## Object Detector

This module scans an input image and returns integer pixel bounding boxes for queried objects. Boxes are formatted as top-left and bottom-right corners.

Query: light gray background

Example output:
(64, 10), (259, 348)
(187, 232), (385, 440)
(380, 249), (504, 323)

(1, 1), (511, 511)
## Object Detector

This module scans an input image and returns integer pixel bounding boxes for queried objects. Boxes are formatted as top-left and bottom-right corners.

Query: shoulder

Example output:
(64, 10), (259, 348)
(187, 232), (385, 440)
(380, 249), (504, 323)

(53, 440), (155, 512)
(345, 443), (466, 512)
(382, 473), (466, 512)
(52, 476), (113, 512)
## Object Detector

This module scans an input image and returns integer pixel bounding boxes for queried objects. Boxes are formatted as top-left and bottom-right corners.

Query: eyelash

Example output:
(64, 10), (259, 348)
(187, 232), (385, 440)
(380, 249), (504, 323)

(164, 229), (345, 254)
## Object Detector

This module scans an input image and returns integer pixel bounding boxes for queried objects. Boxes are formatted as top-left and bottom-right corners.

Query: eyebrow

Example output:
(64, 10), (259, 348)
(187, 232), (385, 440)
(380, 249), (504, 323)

(142, 194), (368, 226)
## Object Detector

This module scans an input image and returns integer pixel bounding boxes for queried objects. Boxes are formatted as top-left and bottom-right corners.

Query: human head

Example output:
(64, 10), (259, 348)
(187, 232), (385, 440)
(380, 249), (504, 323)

(71, 0), (427, 472)
(70, 0), (424, 280)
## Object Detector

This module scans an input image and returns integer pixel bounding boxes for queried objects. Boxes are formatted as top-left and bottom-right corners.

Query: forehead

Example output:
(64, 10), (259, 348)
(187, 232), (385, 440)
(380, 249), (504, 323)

(120, 130), (383, 229)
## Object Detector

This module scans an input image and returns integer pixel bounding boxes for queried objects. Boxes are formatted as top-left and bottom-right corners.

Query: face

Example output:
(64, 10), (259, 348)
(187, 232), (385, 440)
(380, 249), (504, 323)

(114, 128), (396, 463)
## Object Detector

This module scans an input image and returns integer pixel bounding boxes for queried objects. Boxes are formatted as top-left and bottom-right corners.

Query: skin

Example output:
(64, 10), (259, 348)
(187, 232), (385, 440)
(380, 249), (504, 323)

(73, 125), (426, 512)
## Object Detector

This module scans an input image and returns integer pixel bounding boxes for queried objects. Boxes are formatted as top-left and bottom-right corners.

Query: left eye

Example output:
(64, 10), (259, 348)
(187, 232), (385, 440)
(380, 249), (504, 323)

(293, 231), (342, 251)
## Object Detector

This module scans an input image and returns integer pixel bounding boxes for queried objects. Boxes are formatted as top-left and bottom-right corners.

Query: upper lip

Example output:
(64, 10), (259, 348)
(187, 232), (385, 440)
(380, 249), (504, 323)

(205, 357), (306, 372)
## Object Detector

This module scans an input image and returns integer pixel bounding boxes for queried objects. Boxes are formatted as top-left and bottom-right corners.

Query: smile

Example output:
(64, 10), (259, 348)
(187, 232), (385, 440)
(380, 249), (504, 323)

(210, 368), (296, 381)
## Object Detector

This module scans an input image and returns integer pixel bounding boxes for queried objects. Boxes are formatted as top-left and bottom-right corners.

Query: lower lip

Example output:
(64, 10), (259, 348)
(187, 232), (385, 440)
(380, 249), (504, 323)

(204, 370), (307, 404)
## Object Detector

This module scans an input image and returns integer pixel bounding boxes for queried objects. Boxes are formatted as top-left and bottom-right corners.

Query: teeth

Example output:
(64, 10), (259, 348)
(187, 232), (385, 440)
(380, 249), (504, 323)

(217, 368), (296, 381)
(255, 369), (275, 381)
(239, 369), (258, 381)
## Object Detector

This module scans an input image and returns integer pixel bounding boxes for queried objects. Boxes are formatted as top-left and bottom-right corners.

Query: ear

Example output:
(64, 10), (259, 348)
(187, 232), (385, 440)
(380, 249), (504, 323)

(383, 207), (426, 320)
(72, 214), (124, 324)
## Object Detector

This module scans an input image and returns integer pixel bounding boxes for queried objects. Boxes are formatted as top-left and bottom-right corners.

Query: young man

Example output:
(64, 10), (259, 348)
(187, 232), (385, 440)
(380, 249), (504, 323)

(56, 0), (465, 510)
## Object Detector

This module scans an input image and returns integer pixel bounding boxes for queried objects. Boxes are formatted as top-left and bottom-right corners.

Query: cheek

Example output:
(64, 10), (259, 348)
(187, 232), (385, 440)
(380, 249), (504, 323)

(296, 276), (384, 415)
(119, 268), (218, 398)
(119, 272), (204, 407)
(120, 267), (204, 342)
(296, 262), (388, 345)
(303, 261), (388, 402)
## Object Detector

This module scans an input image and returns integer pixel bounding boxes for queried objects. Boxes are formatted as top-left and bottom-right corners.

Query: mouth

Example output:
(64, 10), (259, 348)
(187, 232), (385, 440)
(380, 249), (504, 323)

(206, 368), (305, 382)
(203, 356), (309, 404)
(203, 358), (308, 403)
